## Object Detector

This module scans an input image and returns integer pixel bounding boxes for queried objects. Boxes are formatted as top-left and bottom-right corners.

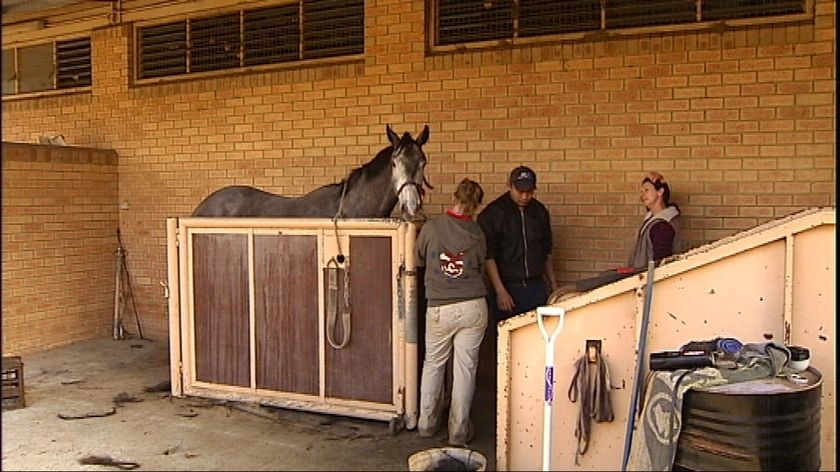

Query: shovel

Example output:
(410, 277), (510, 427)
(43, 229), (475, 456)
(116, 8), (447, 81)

(536, 305), (566, 472)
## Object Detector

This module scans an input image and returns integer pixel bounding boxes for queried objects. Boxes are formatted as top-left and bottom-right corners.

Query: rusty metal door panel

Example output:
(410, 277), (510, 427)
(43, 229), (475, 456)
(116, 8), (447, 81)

(325, 236), (393, 403)
(169, 217), (419, 424)
(192, 233), (250, 387)
(254, 234), (319, 395)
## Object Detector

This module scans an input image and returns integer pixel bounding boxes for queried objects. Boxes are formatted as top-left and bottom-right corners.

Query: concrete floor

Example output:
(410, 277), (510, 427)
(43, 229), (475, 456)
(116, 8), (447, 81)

(1, 336), (498, 471)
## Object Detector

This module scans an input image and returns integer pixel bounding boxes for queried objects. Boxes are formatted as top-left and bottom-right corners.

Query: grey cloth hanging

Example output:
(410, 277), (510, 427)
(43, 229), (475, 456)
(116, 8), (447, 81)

(568, 350), (615, 465)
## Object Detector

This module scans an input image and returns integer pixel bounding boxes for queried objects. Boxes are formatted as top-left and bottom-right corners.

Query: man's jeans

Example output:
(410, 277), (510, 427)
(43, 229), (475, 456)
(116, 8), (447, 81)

(488, 279), (549, 322)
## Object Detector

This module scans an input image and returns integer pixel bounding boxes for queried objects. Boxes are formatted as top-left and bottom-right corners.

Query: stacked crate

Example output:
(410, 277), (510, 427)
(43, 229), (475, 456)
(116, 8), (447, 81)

(2, 356), (25, 410)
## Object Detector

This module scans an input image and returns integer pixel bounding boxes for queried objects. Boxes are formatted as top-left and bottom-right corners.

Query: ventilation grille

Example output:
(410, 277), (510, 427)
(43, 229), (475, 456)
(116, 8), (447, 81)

(190, 13), (240, 73)
(435, 0), (806, 46)
(303, 0), (364, 59)
(4, 37), (92, 95)
(606, 0), (696, 29)
(56, 37), (92, 88)
(244, 5), (300, 66)
(703, 0), (804, 20)
(137, 1), (363, 80)
(139, 21), (187, 79)
(437, 0), (514, 46)
(520, 0), (600, 37)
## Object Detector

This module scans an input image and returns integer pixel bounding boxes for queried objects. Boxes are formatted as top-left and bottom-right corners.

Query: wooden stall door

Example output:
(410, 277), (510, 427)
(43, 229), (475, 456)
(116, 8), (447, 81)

(253, 234), (319, 395)
(325, 236), (393, 403)
(192, 234), (250, 387)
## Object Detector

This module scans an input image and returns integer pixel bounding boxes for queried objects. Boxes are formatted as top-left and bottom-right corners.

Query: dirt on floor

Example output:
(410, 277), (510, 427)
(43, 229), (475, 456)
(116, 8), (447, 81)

(1, 335), (498, 471)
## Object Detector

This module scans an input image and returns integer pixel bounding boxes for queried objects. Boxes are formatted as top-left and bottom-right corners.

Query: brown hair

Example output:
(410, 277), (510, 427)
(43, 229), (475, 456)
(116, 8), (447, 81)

(454, 178), (484, 216)
(642, 171), (671, 205)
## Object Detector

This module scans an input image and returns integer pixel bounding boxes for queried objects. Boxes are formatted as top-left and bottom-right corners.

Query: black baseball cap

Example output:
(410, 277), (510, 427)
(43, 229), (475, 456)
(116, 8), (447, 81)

(510, 166), (537, 192)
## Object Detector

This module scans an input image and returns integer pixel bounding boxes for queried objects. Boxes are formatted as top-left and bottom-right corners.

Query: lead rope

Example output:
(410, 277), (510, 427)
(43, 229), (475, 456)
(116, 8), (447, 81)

(326, 180), (351, 349)
(568, 350), (615, 465)
(331, 180), (348, 262)
(325, 257), (351, 349)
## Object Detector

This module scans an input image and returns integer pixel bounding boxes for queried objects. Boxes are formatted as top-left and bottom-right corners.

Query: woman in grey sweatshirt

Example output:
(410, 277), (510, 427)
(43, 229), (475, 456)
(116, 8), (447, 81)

(415, 177), (487, 446)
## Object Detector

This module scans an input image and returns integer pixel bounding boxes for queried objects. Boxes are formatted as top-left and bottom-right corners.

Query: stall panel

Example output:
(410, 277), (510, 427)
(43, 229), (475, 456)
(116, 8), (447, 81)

(192, 233), (250, 387)
(325, 236), (393, 403)
(496, 207), (836, 471)
(168, 217), (418, 425)
(254, 234), (319, 395)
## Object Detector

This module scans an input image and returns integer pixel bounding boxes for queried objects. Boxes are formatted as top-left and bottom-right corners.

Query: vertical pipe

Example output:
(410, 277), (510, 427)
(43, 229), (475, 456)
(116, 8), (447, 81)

(622, 260), (656, 471)
(166, 218), (183, 396)
(247, 230), (256, 390)
(783, 235), (794, 345)
(178, 221), (193, 394)
(113, 235), (123, 340)
(404, 221), (419, 430)
(393, 222), (406, 417)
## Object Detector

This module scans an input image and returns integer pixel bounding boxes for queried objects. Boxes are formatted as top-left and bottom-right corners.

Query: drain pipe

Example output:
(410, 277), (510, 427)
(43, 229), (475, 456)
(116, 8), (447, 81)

(403, 221), (419, 430)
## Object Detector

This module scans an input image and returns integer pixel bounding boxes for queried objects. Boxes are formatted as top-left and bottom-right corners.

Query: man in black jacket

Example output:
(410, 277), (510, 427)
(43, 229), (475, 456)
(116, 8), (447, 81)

(477, 166), (557, 322)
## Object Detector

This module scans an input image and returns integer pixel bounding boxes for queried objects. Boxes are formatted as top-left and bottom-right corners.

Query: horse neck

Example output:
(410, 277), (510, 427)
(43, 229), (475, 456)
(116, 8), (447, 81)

(341, 167), (398, 218)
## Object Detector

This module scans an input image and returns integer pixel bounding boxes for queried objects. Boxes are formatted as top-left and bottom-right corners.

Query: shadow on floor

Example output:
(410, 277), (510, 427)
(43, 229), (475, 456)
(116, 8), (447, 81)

(2, 335), (499, 471)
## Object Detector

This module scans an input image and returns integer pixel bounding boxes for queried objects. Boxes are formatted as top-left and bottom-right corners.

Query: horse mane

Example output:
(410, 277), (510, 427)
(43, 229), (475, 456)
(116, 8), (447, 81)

(346, 145), (392, 187)
(323, 131), (416, 190)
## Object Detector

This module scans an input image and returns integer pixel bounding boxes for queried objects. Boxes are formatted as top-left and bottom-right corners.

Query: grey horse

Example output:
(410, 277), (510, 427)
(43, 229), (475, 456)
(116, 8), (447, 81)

(192, 124), (433, 218)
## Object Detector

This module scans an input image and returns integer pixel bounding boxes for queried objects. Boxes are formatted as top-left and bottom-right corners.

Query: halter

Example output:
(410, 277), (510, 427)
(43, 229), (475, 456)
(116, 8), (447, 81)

(397, 180), (425, 198)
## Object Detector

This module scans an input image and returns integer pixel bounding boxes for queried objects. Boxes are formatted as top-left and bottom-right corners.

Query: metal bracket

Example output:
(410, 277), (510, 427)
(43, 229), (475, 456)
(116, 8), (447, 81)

(586, 339), (602, 363)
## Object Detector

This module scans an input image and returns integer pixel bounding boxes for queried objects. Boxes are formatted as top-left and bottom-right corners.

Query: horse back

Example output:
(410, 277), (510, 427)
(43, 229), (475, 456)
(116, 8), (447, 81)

(192, 185), (281, 216)
(192, 185), (341, 217)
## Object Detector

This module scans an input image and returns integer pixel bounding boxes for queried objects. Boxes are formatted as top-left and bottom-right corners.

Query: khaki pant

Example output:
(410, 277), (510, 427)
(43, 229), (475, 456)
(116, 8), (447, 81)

(418, 297), (488, 445)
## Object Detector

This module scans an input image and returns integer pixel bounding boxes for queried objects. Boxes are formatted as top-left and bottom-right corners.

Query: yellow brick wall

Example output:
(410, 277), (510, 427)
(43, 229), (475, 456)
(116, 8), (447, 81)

(1, 143), (119, 355)
(1, 0), (835, 344)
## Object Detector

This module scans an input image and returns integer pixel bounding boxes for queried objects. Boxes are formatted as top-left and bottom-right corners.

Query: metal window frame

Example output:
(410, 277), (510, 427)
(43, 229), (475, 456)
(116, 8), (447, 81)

(133, 0), (364, 85)
(2, 36), (91, 98)
(428, 0), (813, 52)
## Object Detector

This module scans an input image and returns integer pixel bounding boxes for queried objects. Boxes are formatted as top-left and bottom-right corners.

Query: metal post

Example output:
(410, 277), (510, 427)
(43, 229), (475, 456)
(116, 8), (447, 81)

(621, 260), (656, 471)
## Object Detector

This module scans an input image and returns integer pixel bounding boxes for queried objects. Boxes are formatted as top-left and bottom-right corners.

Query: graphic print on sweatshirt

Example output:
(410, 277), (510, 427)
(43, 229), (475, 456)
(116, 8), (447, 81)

(439, 251), (465, 278)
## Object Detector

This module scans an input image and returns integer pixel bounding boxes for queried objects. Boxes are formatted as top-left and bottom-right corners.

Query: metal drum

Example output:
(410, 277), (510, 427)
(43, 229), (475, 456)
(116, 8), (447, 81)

(674, 367), (822, 471)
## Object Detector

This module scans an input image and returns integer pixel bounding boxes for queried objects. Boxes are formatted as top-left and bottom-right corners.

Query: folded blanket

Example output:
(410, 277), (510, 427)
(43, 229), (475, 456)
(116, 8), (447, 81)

(626, 342), (789, 471)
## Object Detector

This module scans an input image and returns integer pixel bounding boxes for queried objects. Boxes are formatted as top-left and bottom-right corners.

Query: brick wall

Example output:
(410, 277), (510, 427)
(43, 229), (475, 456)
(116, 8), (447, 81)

(1, 0), (835, 344)
(1, 143), (119, 355)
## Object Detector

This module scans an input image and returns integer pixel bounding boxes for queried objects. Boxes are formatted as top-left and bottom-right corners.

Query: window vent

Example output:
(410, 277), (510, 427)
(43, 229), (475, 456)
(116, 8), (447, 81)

(139, 21), (187, 79)
(302, 0), (364, 59)
(703, 0), (804, 21)
(606, 0), (696, 29)
(2, 49), (14, 95)
(56, 38), (92, 88)
(244, 5), (300, 66)
(520, 0), (600, 38)
(434, 0), (807, 46)
(3, 36), (92, 96)
(137, 1), (363, 80)
(190, 13), (240, 73)
(437, 0), (514, 46)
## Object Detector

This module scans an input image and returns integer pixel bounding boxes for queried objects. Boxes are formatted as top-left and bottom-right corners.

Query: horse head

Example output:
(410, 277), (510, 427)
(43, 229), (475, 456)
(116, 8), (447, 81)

(386, 124), (433, 218)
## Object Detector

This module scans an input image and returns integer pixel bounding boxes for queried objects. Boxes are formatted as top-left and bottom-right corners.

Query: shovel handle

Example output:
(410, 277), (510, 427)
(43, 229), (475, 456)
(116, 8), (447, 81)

(536, 305), (565, 472)
(536, 306), (565, 344)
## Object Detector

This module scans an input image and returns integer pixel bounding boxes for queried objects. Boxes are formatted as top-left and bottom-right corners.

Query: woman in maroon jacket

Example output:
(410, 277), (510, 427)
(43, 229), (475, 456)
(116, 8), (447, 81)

(551, 172), (682, 300)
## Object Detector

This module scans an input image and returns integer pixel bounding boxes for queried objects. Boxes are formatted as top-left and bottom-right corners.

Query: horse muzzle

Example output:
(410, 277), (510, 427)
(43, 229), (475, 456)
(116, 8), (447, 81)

(397, 181), (423, 217)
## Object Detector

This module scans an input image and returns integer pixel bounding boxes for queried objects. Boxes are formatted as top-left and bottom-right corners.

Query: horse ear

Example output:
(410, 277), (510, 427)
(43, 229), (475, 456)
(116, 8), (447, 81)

(416, 124), (430, 146)
(386, 124), (400, 147)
